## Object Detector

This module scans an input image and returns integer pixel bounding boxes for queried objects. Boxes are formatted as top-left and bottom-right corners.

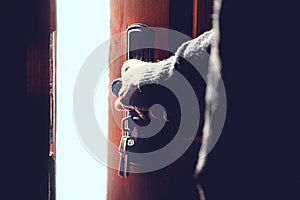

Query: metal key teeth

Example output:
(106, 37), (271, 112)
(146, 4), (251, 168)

(125, 154), (130, 178)
(118, 136), (130, 178)
(118, 156), (126, 177)
(118, 154), (129, 178)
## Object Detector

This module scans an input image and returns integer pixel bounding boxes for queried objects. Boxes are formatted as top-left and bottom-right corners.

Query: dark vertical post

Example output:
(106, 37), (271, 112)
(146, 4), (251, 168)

(49, 0), (57, 200)
(3, 0), (53, 199)
(25, 0), (52, 199)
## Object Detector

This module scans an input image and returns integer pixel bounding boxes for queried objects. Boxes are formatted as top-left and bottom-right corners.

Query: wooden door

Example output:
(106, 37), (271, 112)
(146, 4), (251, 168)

(108, 1), (212, 199)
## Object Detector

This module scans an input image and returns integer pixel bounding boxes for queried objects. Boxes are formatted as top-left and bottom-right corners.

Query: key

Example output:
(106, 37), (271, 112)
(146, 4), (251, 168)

(125, 136), (135, 177)
(118, 155), (126, 177)
(118, 114), (136, 178)
(125, 136), (135, 176)
(118, 135), (135, 178)
(118, 136), (127, 178)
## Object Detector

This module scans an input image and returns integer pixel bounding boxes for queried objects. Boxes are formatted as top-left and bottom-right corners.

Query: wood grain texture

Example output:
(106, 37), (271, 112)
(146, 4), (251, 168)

(197, 0), (213, 35)
(108, 0), (213, 199)
(108, 1), (169, 200)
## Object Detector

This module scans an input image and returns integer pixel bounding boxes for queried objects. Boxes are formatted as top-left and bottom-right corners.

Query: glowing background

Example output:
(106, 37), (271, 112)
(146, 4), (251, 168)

(56, 0), (110, 199)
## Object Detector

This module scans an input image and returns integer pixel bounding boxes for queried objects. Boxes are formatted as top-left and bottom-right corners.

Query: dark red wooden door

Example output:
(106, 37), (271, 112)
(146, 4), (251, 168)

(107, 1), (212, 199)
